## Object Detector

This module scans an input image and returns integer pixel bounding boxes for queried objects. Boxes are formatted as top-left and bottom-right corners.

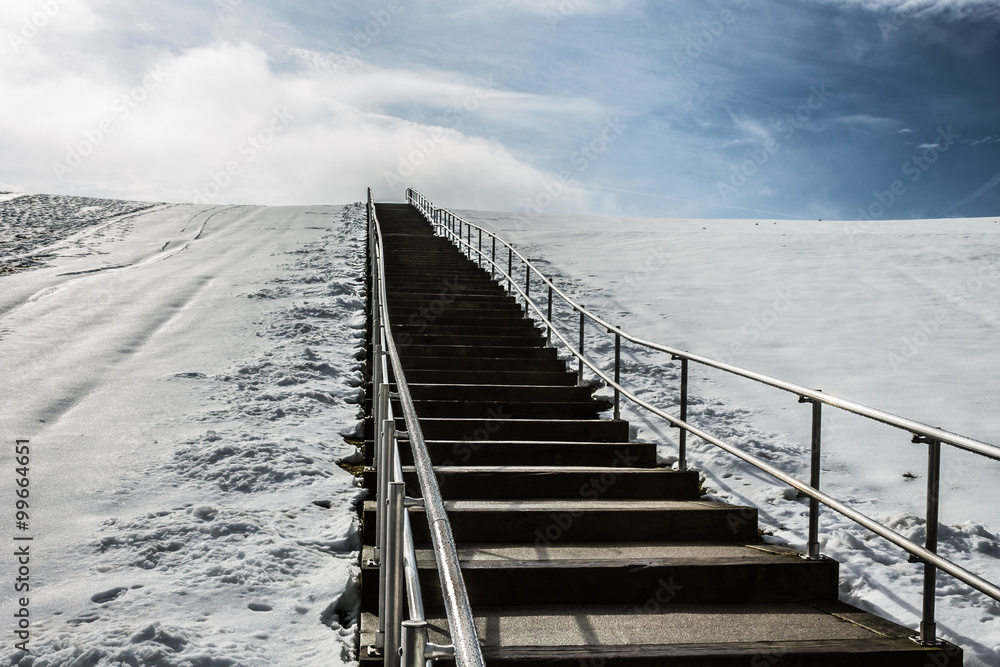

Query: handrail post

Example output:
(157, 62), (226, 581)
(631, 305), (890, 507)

(492, 236), (496, 279)
(525, 263), (530, 312)
(507, 248), (512, 293)
(372, 352), (384, 559)
(614, 333), (621, 420)
(916, 435), (942, 645)
(547, 285), (553, 345)
(578, 308), (585, 385)
(384, 480), (405, 667)
(375, 416), (394, 650)
(467, 225), (471, 258)
(401, 621), (427, 667)
(679, 357), (688, 471)
(798, 395), (823, 560)
(478, 228), (482, 268)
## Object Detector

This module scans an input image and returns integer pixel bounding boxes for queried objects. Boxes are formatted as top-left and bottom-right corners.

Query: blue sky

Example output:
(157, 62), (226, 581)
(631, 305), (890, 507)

(1, 0), (998, 220)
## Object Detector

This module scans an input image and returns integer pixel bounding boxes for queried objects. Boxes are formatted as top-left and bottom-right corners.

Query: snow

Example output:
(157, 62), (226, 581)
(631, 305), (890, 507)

(3, 194), (998, 665)
(459, 209), (1000, 666)
(1, 200), (367, 665)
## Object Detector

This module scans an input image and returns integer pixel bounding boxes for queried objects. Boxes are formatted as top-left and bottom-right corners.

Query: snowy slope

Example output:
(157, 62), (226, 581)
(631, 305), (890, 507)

(3, 194), (997, 665)
(459, 209), (1000, 666)
(0, 194), (161, 275)
(1, 201), (367, 665)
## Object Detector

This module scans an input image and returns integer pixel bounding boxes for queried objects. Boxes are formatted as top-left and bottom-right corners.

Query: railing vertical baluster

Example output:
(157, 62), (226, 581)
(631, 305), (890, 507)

(808, 398), (822, 559)
(467, 225), (471, 259)
(375, 415), (393, 651)
(492, 236), (496, 279)
(679, 357), (688, 471)
(384, 480), (405, 667)
(371, 348), (383, 560)
(507, 248), (512, 293)
(478, 228), (482, 267)
(547, 285), (553, 345)
(614, 332), (621, 420)
(525, 263), (530, 311)
(578, 308), (585, 385)
(920, 436), (942, 645)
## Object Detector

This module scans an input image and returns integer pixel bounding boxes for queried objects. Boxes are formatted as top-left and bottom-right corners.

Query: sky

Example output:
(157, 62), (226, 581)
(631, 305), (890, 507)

(0, 0), (998, 220)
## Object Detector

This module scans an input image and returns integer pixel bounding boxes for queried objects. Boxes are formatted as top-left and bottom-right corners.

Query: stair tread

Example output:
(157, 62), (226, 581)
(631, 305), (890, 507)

(406, 541), (806, 563)
(407, 465), (675, 473)
(366, 498), (745, 511)
(419, 601), (911, 647)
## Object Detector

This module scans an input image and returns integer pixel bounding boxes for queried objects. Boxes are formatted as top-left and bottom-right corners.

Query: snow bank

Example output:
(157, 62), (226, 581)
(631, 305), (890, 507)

(1, 201), (367, 666)
(460, 209), (1000, 666)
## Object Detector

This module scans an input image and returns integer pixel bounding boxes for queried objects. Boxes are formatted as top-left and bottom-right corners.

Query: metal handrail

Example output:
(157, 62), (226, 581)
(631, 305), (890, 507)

(406, 187), (1000, 647)
(367, 189), (485, 667)
(409, 190), (1000, 463)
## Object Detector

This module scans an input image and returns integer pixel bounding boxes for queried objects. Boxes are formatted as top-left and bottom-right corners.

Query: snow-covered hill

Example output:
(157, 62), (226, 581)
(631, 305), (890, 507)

(0, 194), (161, 275)
(2, 195), (997, 665)
(460, 208), (1000, 666)
(1, 198), (367, 665)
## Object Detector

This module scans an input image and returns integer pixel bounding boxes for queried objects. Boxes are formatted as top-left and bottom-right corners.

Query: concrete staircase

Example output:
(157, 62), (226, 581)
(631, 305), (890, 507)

(359, 203), (962, 665)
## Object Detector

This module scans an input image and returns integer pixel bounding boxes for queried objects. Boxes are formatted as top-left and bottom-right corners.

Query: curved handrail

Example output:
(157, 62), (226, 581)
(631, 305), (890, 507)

(405, 188), (1000, 613)
(368, 189), (485, 667)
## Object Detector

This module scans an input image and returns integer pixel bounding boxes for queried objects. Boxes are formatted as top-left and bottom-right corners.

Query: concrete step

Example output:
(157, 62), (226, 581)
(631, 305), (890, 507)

(398, 333), (544, 348)
(386, 313), (539, 329)
(393, 324), (547, 339)
(365, 466), (699, 499)
(398, 440), (657, 467)
(408, 417), (630, 442)
(407, 399), (606, 419)
(399, 355), (566, 372)
(386, 293), (519, 306)
(385, 286), (508, 298)
(387, 297), (522, 312)
(358, 600), (960, 666)
(408, 383), (595, 401)
(359, 542), (840, 609)
(401, 368), (577, 386)
(362, 499), (760, 544)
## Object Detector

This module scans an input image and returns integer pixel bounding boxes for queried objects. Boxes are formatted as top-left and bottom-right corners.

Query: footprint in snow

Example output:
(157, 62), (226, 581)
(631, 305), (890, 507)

(91, 586), (128, 604)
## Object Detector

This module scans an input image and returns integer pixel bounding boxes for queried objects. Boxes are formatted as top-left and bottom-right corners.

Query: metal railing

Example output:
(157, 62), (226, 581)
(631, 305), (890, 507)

(406, 187), (1000, 648)
(367, 189), (485, 667)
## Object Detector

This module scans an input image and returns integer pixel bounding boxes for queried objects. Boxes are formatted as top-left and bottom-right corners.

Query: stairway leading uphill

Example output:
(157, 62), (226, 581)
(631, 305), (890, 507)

(359, 203), (961, 666)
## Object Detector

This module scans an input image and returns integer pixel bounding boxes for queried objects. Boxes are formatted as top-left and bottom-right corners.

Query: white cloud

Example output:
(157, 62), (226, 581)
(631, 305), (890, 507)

(811, 0), (1000, 20)
(0, 8), (603, 211)
(445, 0), (635, 16)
